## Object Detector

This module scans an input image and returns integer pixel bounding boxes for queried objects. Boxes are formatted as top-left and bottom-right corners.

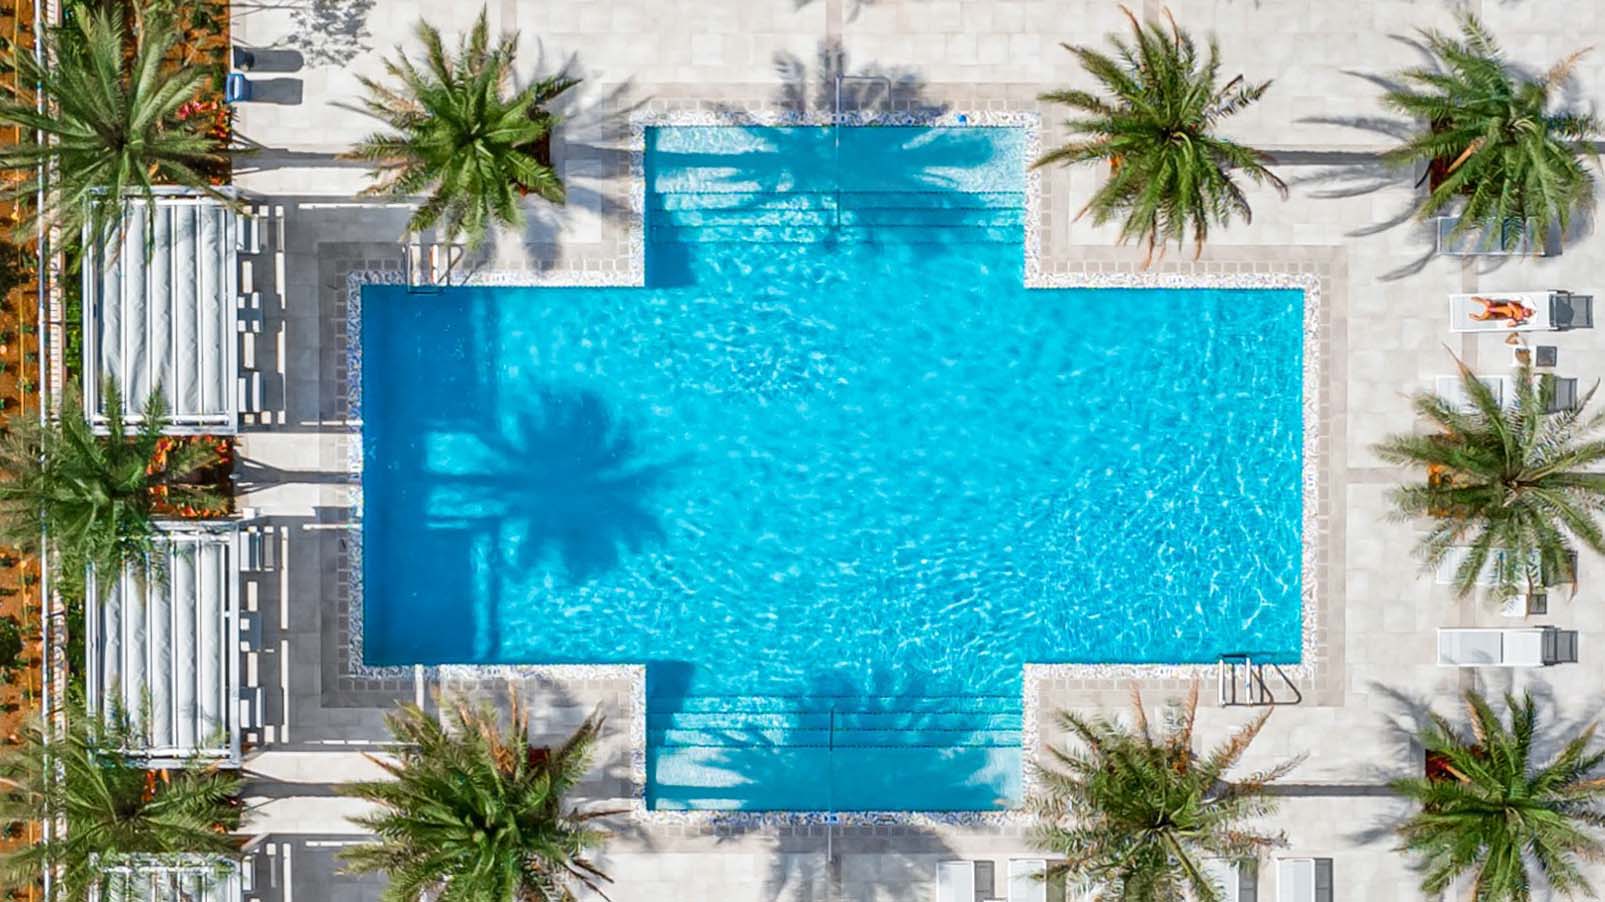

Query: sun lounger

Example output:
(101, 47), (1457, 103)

(1551, 290), (1594, 331)
(1436, 216), (1540, 256)
(1501, 592), (1547, 618)
(1543, 550), (1580, 588)
(1434, 547), (1501, 586)
(1436, 627), (1577, 666)
(1204, 858), (1257, 901)
(1007, 859), (1047, 902)
(938, 860), (975, 902)
(1276, 857), (1333, 902)
(1449, 290), (1595, 333)
(1449, 292), (1555, 332)
(1542, 375), (1580, 413)
(224, 72), (252, 103)
(1434, 374), (1512, 412)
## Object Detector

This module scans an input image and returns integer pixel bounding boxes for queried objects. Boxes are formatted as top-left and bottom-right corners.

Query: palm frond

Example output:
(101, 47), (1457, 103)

(0, 0), (227, 242)
(344, 9), (579, 249)
(1375, 355), (1605, 600)
(340, 687), (612, 900)
(1035, 9), (1280, 263)
(0, 698), (243, 900)
(1384, 14), (1597, 244)
(1028, 681), (1294, 897)
(1394, 691), (1605, 899)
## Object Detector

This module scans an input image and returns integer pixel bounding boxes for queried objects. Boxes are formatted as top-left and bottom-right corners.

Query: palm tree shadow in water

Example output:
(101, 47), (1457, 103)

(663, 667), (1008, 901)
(430, 386), (675, 584)
(647, 665), (1016, 798)
(645, 40), (1004, 288)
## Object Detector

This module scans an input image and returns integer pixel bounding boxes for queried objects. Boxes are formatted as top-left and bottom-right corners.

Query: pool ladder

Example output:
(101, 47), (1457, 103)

(1217, 654), (1303, 707)
(831, 74), (894, 229)
(403, 231), (466, 292)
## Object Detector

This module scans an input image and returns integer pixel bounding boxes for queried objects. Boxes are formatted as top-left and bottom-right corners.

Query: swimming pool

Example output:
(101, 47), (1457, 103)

(359, 125), (1306, 811)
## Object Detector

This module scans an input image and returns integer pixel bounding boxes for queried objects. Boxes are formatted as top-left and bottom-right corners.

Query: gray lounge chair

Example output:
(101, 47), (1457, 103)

(1436, 216), (1539, 256)
(1544, 628), (1580, 664)
(1543, 376), (1580, 413)
(1551, 291), (1594, 331)
(1205, 858), (1259, 901)
(1542, 550), (1579, 587)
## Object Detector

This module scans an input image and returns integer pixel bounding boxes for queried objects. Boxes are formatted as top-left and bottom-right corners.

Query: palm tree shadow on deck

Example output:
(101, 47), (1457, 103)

(280, 0), (377, 67)
(507, 43), (652, 259)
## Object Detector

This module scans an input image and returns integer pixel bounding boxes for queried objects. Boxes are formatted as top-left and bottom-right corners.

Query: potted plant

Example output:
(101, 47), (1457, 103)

(0, 615), (21, 676)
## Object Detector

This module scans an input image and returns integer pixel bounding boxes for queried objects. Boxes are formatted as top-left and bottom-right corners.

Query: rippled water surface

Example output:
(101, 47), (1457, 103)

(361, 126), (1304, 809)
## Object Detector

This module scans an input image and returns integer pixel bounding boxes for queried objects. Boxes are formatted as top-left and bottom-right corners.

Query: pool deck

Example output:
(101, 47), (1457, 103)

(227, 0), (1605, 898)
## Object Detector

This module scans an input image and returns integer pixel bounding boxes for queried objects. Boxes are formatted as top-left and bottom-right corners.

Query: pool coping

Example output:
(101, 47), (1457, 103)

(337, 112), (1330, 827)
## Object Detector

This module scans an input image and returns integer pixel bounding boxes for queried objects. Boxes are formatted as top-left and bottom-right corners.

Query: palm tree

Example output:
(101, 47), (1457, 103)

(1028, 683), (1298, 900)
(0, 702), (244, 901)
(1374, 360), (1605, 599)
(1394, 691), (1605, 900)
(341, 690), (617, 901)
(1383, 13), (1599, 251)
(0, 380), (224, 600)
(345, 8), (579, 249)
(1034, 8), (1286, 264)
(0, 0), (228, 241)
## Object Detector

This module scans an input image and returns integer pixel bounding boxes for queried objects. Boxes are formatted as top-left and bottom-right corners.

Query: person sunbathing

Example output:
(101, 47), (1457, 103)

(1469, 296), (1535, 324)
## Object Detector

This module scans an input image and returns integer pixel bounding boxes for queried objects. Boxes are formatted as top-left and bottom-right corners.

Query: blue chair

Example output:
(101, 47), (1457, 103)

(224, 73), (252, 103)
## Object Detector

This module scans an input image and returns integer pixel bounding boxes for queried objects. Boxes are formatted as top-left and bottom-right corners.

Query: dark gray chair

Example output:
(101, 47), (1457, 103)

(1552, 291), (1594, 331)
(1543, 550), (1580, 587)
(1314, 858), (1334, 902)
(1236, 860), (1259, 902)
(1543, 628), (1580, 664)
(1543, 375), (1580, 413)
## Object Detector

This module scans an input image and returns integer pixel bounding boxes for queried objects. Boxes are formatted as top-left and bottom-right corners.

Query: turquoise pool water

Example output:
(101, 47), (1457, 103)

(360, 126), (1305, 811)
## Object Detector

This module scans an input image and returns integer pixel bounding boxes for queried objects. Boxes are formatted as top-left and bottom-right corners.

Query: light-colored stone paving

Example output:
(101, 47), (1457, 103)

(227, 0), (1605, 899)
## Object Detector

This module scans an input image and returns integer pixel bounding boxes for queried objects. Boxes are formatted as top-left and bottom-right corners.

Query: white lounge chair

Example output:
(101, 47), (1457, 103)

(1434, 374), (1512, 412)
(1449, 292), (1556, 332)
(1436, 627), (1577, 667)
(1007, 859), (1047, 902)
(1203, 858), (1250, 901)
(1276, 857), (1333, 902)
(1448, 290), (1596, 333)
(1434, 547), (1501, 586)
(938, 860), (975, 902)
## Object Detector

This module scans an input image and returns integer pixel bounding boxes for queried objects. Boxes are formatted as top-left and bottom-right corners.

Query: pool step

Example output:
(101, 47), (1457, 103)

(648, 697), (1022, 750)
(648, 189), (1026, 244)
(651, 224), (1022, 244)
(650, 190), (1026, 211)
(647, 694), (1025, 810)
(654, 208), (1026, 229)
(662, 693), (1019, 714)
(651, 711), (1023, 730)
(648, 744), (1022, 811)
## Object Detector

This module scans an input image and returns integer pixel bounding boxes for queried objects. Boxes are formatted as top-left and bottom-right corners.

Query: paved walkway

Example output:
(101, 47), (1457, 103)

(228, 0), (1605, 899)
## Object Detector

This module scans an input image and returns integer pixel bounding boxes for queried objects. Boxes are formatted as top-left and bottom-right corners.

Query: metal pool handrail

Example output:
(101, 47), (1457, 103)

(1218, 653), (1304, 707)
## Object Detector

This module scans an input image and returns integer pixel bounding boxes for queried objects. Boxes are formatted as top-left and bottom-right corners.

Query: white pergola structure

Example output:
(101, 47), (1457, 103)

(82, 190), (240, 434)
(89, 856), (244, 902)
(84, 523), (241, 766)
